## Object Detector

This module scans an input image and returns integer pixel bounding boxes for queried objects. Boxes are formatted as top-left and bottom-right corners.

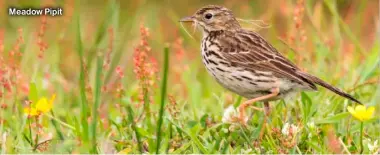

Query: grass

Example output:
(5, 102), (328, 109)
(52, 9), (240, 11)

(156, 46), (170, 153)
(0, 0), (379, 154)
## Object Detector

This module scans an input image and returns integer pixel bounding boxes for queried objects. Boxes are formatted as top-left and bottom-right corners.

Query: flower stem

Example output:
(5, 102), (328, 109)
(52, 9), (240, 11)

(33, 117), (39, 151)
(126, 105), (142, 153)
(360, 122), (364, 154)
(45, 114), (76, 130)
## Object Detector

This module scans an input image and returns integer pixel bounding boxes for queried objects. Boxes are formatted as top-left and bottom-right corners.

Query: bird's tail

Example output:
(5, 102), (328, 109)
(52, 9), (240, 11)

(302, 73), (362, 104)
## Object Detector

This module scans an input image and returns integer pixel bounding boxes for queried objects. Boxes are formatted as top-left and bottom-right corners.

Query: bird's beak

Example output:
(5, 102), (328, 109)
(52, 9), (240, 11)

(179, 16), (194, 22)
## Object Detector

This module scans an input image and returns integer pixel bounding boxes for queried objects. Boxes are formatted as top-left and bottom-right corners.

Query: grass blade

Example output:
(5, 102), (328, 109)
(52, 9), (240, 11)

(156, 46), (170, 154)
(86, 0), (117, 69)
(75, 13), (89, 142)
(323, 0), (365, 55)
(49, 111), (65, 140)
(91, 53), (104, 153)
(127, 105), (143, 153)
(315, 112), (350, 124)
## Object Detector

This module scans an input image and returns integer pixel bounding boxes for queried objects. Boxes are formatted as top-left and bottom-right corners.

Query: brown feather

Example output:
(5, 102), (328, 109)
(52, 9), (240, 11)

(299, 72), (362, 104)
(214, 30), (318, 90)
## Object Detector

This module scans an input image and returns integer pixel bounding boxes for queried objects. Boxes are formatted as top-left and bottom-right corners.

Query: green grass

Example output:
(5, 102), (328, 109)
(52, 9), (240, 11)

(0, 0), (379, 154)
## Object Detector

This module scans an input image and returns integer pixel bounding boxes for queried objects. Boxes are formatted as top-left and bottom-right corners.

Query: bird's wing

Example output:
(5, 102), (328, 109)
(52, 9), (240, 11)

(216, 30), (317, 90)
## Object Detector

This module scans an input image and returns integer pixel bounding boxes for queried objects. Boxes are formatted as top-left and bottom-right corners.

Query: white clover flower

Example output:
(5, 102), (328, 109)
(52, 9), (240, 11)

(368, 140), (378, 152)
(222, 105), (236, 123)
(282, 123), (290, 135)
(290, 124), (299, 134)
(222, 105), (248, 124)
(282, 123), (299, 136)
(241, 148), (252, 154)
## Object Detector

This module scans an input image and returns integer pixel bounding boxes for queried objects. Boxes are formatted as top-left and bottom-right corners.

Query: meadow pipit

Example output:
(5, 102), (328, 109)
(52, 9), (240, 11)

(180, 5), (361, 125)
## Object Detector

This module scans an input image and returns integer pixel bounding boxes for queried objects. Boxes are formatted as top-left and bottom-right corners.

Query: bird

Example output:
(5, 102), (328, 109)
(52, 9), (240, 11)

(179, 5), (361, 125)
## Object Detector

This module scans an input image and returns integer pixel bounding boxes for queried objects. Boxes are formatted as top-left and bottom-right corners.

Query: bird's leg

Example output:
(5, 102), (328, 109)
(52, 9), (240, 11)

(259, 101), (271, 139)
(264, 101), (271, 117)
(238, 88), (279, 125)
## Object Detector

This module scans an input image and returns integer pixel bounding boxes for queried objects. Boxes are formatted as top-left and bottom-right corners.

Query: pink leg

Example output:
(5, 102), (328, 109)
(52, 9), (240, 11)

(238, 88), (279, 125)
(259, 101), (271, 139)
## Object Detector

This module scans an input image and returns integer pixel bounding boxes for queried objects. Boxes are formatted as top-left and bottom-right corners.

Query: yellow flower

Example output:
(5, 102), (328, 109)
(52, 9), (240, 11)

(347, 105), (375, 122)
(117, 147), (132, 154)
(24, 108), (39, 116)
(24, 94), (56, 116)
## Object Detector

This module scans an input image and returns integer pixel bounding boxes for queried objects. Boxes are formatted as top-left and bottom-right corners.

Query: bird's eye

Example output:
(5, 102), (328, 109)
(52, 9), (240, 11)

(204, 13), (213, 19)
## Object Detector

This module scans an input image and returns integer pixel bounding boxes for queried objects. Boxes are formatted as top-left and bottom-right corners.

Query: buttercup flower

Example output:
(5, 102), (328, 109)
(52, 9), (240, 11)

(347, 105), (375, 122)
(348, 105), (375, 153)
(24, 108), (38, 116)
(24, 94), (56, 116)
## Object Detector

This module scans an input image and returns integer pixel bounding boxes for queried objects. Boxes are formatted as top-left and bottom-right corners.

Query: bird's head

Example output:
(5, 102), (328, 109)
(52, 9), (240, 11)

(180, 5), (241, 34)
